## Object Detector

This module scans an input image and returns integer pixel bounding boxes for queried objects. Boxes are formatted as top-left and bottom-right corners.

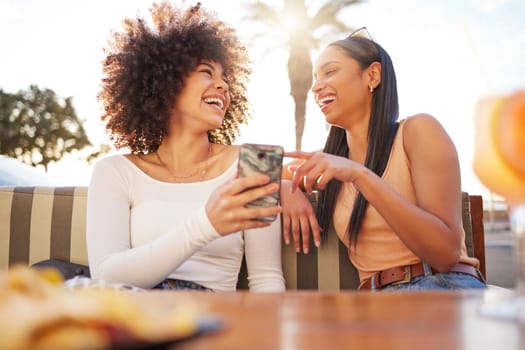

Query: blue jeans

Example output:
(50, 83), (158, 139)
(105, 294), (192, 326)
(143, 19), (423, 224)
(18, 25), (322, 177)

(153, 279), (213, 291)
(381, 272), (486, 292)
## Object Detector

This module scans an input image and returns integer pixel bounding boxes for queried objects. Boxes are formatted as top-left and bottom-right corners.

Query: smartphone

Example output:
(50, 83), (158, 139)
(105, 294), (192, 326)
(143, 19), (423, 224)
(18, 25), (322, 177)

(237, 143), (284, 222)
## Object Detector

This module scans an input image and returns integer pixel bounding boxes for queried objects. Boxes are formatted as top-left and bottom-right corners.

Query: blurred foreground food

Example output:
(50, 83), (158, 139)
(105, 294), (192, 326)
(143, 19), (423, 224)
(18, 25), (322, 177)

(0, 265), (199, 350)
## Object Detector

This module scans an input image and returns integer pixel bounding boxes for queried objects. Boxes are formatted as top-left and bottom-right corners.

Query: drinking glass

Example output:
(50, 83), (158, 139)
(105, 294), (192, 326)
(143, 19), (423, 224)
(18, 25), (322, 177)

(473, 91), (525, 321)
(512, 206), (525, 295)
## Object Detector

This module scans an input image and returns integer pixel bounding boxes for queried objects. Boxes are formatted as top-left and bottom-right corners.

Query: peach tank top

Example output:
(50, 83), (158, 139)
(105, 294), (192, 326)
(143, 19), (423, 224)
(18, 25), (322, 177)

(333, 119), (479, 282)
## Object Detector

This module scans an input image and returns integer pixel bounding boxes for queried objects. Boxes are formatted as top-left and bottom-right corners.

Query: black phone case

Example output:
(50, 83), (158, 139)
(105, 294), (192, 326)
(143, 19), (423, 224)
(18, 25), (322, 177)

(238, 143), (284, 222)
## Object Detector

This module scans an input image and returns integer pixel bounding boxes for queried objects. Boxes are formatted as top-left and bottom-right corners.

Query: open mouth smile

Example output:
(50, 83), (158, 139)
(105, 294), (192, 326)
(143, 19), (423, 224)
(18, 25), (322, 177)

(204, 95), (225, 112)
(317, 94), (335, 110)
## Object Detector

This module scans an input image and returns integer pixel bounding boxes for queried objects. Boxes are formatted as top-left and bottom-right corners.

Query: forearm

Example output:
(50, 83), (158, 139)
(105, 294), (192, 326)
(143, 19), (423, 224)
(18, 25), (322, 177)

(244, 217), (285, 291)
(87, 206), (220, 288)
(353, 168), (461, 270)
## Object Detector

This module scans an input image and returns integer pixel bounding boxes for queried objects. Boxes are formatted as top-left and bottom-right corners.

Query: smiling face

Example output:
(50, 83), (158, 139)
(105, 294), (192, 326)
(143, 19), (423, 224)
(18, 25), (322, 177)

(312, 45), (378, 129)
(172, 60), (230, 132)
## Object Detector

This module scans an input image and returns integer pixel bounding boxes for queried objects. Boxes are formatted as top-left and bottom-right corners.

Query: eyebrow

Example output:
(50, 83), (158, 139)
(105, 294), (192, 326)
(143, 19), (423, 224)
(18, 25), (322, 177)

(317, 60), (341, 70)
(198, 62), (215, 70)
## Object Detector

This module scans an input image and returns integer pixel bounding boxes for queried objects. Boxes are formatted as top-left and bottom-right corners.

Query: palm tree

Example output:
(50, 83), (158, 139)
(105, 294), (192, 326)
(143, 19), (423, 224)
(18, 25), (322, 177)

(242, 0), (361, 150)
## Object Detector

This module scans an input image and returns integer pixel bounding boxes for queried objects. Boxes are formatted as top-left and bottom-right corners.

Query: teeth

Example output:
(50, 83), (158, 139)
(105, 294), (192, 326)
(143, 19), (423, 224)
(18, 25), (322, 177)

(318, 95), (335, 106)
(204, 97), (224, 110)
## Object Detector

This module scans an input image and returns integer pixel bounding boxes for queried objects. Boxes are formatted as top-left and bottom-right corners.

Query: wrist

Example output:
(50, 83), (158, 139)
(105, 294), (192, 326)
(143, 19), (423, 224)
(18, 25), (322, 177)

(351, 166), (371, 192)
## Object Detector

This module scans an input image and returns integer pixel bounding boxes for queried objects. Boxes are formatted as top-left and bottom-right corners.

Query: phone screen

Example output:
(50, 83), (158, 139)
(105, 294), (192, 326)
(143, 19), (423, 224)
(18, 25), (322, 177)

(238, 143), (284, 221)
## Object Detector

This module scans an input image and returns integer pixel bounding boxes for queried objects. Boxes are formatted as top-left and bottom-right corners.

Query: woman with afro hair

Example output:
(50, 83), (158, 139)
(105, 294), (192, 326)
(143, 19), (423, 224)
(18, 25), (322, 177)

(86, 1), (285, 291)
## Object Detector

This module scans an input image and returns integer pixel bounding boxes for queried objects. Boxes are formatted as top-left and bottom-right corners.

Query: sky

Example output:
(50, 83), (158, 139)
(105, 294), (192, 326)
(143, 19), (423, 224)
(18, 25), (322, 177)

(1, 0), (524, 201)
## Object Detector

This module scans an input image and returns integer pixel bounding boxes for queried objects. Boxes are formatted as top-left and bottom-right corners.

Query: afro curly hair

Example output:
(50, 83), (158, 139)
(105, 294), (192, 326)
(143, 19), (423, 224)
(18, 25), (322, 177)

(98, 1), (251, 153)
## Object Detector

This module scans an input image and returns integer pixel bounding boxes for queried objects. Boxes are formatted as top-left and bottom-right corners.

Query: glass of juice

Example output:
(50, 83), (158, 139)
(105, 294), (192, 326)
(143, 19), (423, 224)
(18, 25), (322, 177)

(473, 90), (525, 320)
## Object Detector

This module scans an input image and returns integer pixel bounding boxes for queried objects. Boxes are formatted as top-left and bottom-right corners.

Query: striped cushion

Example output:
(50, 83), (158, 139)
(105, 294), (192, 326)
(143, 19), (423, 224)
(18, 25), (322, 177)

(280, 191), (360, 290)
(281, 226), (360, 290)
(0, 185), (359, 288)
(1, 187), (481, 291)
(237, 192), (360, 291)
(0, 186), (88, 270)
(462, 192), (475, 258)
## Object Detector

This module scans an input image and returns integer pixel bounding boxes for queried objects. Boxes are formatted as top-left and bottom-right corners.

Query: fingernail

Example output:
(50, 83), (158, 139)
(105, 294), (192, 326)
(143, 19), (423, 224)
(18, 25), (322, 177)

(285, 240), (290, 245)
(304, 248), (309, 254)
(296, 247), (300, 253)
(315, 241), (320, 247)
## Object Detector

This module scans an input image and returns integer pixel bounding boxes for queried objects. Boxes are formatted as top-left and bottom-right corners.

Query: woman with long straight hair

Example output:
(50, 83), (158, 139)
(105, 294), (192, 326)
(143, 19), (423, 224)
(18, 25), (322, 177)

(286, 31), (486, 291)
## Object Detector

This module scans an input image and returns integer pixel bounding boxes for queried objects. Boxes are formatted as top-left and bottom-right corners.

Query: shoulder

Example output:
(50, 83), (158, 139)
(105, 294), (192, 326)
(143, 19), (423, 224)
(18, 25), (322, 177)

(403, 114), (449, 144)
(403, 113), (444, 133)
(89, 154), (135, 190)
(402, 114), (456, 156)
(91, 154), (136, 179)
(93, 153), (129, 169)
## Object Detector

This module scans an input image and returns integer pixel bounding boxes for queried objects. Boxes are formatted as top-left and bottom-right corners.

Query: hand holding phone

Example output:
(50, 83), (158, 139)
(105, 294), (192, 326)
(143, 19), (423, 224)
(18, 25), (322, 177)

(237, 143), (284, 221)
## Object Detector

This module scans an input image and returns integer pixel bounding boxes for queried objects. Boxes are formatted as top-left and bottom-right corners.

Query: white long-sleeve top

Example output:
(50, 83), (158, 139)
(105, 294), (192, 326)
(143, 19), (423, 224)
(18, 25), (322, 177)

(86, 155), (285, 292)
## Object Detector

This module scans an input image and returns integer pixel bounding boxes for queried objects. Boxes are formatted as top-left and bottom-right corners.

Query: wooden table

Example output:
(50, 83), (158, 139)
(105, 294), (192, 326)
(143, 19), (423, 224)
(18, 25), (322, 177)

(133, 289), (523, 350)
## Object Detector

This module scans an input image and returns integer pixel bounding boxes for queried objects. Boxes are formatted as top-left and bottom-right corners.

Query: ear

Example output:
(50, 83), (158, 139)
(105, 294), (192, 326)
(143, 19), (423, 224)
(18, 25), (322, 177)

(367, 62), (381, 90)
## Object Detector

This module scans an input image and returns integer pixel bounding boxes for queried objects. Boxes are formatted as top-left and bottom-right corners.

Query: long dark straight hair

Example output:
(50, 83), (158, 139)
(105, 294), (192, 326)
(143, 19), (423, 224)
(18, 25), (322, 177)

(317, 37), (399, 248)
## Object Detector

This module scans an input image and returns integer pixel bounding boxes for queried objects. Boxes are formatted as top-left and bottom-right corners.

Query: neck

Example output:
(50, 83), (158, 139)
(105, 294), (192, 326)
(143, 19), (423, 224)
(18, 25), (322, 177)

(155, 138), (212, 180)
(346, 130), (368, 164)
(157, 137), (211, 168)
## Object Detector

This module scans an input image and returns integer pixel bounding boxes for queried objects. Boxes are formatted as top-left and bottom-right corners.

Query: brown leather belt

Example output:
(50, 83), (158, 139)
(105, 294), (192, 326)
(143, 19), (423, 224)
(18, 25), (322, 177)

(359, 262), (483, 291)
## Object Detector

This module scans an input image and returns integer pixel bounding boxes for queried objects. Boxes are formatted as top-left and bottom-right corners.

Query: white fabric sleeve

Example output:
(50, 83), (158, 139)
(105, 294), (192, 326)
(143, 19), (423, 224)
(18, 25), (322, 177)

(86, 160), (220, 288)
(243, 216), (285, 292)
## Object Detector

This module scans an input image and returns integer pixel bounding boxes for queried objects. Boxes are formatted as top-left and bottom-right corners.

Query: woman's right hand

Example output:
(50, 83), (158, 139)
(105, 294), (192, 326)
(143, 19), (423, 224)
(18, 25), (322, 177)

(280, 180), (321, 254)
(205, 174), (282, 236)
(285, 150), (359, 194)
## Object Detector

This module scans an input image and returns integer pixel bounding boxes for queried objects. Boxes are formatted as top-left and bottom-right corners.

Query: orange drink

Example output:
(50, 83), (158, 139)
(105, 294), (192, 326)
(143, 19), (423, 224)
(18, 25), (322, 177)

(473, 90), (525, 205)
(474, 89), (525, 306)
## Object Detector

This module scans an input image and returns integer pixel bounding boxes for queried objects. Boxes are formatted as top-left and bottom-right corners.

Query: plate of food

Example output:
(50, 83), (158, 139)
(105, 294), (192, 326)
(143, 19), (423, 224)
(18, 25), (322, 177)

(0, 265), (222, 350)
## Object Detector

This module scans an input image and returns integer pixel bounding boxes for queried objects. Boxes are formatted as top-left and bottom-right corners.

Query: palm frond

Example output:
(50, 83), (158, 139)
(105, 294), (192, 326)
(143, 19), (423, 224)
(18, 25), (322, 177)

(309, 0), (362, 31)
(241, 1), (282, 27)
(313, 19), (354, 38)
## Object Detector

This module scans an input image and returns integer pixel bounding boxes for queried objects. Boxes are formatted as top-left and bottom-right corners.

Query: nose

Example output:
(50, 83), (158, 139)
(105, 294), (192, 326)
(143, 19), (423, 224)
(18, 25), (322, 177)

(311, 78), (323, 94)
(216, 79), (229, 92)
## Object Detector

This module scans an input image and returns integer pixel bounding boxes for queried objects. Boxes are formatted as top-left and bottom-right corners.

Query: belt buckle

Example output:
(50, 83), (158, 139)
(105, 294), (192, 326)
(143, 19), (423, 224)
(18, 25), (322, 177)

(390, 266), (412, 286)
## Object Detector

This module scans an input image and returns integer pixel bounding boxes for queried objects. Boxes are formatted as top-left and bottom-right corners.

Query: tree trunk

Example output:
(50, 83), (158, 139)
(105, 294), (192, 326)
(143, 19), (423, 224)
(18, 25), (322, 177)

(292, 92), (308, 150)
(287, 45), (312, 151)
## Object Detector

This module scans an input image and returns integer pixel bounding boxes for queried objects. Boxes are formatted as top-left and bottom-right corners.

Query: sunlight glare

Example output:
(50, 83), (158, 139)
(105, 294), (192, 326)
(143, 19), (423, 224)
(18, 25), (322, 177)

(281, 12), (304, 37)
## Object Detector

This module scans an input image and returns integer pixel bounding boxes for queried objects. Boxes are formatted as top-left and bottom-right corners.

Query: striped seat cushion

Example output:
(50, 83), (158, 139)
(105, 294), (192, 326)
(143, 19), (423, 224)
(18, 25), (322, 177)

(236, 226), (360, 291)
(0, 186), (88, 270)
(280, 191), (360, 290)
(281, 226), (360, 290)
(237, 192), (360, 291)
(1, 187), (481, 290)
